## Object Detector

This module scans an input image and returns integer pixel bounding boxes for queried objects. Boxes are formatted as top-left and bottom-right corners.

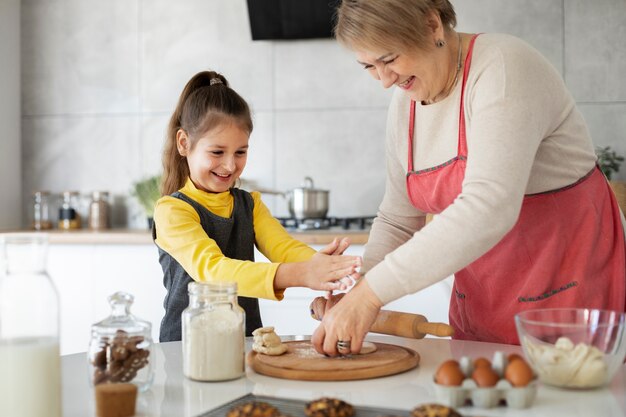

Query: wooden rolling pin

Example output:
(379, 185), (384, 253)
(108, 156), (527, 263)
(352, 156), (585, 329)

(310, 297), (454, 339)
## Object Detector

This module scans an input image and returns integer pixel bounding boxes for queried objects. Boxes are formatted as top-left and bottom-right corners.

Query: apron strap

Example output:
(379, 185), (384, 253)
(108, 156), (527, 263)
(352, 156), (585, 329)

(408, 34), (481, 171)
(458, 34), (480, 157)
(408, 100), (417, 172)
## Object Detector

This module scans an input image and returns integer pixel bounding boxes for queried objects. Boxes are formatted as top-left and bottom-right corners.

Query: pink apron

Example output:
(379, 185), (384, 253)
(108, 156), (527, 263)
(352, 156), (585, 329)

(406, 35), (626, 344)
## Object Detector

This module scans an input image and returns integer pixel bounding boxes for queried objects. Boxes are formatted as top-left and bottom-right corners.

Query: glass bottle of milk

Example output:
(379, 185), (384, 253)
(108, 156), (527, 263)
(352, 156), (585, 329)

(0, 234), (61, 417)
(182, 281), (245, 381)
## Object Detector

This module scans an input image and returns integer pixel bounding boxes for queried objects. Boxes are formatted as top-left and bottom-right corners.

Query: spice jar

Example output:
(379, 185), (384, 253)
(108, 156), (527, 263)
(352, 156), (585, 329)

(58, 191), (82, 230)
(0, 234), (61, 417)
(88, 191), (110, 230)
(31, 190), (53, 230)
(88, 292), (154, 392)
(182, 281), (245, 381)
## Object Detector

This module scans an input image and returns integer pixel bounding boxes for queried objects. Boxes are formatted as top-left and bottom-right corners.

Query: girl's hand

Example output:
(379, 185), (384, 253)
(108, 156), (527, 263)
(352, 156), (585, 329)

(300, 250), (361, 291)
(311, 279), (382, 356)
(318, 237), (359, 296)
(273, 237), (361, 292)
(319, 237), (351, 256)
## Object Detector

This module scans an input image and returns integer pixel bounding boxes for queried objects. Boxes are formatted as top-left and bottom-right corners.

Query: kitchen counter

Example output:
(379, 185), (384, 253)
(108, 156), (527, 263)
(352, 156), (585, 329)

(61, 335), (626, 417)
(2, 228), (369, 245)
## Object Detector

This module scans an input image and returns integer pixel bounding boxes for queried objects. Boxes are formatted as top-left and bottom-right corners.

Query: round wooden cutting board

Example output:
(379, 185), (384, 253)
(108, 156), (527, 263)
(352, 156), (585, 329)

(247, 341), (420, 381)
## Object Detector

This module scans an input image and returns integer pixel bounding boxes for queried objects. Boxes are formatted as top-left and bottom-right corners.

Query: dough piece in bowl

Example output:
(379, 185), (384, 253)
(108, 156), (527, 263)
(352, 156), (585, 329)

(252, 326), (288, 356)
(357, 341), (377, 355)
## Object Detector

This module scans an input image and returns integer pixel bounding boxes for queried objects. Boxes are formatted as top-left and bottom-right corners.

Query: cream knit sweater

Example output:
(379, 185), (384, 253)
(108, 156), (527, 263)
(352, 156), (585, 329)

(363, 33), (624, 304)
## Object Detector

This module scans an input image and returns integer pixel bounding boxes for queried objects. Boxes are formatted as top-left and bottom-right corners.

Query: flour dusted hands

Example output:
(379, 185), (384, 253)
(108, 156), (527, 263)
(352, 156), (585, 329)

(274, 238), (362, 292)
(311, 279), (382, 356)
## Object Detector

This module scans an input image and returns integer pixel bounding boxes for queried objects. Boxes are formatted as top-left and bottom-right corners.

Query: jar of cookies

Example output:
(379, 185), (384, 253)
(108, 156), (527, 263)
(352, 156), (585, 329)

(182, 281), (245, 381)
(88, 292), (154, 392)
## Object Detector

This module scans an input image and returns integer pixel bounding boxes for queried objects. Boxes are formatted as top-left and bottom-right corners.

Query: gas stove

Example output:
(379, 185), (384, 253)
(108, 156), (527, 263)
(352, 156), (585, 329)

(276, 216), (375, 231)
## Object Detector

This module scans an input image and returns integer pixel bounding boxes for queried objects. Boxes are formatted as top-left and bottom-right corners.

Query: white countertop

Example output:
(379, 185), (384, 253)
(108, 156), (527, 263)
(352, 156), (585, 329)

(61, 335), (626, 417)
(1, 228), (370, 245)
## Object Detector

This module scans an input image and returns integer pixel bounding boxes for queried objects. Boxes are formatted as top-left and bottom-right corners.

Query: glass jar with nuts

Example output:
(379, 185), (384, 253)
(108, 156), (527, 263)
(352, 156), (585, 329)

(88, 292), (154, 392)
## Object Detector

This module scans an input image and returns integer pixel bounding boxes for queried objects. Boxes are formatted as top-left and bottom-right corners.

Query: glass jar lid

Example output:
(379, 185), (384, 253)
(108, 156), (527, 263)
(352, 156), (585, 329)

(91, 292), (152, 338)
(188, 281), (237, 296)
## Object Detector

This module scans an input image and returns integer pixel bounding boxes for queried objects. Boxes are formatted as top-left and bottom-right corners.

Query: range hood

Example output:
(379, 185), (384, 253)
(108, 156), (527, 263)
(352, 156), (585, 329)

(246, 0), (339, 40)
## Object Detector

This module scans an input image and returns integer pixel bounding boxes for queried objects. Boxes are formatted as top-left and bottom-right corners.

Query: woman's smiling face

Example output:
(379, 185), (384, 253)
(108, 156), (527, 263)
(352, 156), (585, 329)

(178, 121), (249, 193)
(355, 46), (447, 103)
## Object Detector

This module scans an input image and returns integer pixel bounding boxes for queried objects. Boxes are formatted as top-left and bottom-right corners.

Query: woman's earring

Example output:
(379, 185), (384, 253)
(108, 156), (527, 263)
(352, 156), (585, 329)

(436, 39), (446, 48)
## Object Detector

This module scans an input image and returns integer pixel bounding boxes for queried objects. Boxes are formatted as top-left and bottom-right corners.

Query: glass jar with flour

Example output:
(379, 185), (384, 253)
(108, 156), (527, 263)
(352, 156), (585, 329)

(182, 281), (245, 381)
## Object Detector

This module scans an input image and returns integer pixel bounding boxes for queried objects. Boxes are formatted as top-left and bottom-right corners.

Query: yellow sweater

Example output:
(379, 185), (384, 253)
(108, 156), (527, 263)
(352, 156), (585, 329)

(153, 179), (315, 300)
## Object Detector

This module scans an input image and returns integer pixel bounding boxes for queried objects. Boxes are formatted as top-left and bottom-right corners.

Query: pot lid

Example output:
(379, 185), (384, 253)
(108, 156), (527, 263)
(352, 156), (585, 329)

(293, 176), (328, 192)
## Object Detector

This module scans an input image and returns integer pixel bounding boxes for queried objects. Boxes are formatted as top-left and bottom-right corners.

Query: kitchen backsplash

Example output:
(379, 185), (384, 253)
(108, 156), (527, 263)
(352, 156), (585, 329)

(20, 0), (626, 228)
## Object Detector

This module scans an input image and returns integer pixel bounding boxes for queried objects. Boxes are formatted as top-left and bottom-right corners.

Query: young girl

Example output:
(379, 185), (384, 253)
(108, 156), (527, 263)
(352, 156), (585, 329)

(153, 71), (361, 342)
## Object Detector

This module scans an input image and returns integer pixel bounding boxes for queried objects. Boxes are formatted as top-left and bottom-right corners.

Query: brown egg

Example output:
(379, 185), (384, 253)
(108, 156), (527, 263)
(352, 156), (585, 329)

(473, 357), (491, 369)
(435, 360), (465, 386)
(505, 357), (534, 387)
(472, 366), (499, 387)
(507, 353), (524, 363)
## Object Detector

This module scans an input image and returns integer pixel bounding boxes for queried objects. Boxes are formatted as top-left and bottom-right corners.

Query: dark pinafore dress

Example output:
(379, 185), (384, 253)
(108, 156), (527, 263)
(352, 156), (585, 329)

(153, 188), (263, 342)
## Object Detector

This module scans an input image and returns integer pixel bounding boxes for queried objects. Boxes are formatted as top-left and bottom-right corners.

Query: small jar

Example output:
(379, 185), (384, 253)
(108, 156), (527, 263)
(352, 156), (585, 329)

(31, 191), (53, 230)
(182, 281), (245, 381)
(88, 191), (110, 230)
(88, 292), (154, 392)
(58, 191), (82, 230)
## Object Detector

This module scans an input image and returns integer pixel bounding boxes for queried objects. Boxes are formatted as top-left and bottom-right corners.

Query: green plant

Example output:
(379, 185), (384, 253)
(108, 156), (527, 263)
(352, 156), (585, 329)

(132, 175), (161, 218)
(595, 146), (624, 181)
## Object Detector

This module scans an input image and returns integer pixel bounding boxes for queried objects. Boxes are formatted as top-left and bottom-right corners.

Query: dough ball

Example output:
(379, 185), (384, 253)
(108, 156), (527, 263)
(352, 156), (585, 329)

(252, 326), (287, 356)
(357, 341), (377, 355)
(305, 397), (354, 417)
(252, 326), (275, 336)
(261, 332), (282, 346)
(252, 342), (288, 356)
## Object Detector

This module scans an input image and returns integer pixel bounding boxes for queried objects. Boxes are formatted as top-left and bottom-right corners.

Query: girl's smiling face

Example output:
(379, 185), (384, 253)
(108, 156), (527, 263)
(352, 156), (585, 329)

(177, 121), (249, 193)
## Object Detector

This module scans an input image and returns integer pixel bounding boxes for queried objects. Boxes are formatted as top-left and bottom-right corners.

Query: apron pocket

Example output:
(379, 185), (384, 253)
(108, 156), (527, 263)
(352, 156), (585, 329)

(517, 281), (578, 303)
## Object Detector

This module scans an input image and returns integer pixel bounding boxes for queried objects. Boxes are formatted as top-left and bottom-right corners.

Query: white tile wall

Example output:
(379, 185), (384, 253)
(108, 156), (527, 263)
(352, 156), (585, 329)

(20, 0), (626, 228)
(565, 0), (626, 102)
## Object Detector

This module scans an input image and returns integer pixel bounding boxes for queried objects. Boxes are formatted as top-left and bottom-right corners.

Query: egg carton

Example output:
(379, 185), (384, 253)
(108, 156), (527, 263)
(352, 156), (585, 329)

(433, 377), (538, 409)
(433, 351), (538, 409)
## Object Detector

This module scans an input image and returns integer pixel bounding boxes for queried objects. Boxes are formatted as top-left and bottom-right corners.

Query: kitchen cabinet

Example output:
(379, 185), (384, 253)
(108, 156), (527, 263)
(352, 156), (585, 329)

(13, 230), (451, 355)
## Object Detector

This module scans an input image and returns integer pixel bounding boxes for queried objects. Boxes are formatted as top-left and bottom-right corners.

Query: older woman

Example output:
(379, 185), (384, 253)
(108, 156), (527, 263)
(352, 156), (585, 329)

(312, 0), (626, 355)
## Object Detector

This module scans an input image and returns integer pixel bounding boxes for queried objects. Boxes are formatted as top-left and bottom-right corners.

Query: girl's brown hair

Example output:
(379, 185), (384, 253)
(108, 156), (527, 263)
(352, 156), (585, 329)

(335, 0), (457, 53)
(161, 71), (253, 196)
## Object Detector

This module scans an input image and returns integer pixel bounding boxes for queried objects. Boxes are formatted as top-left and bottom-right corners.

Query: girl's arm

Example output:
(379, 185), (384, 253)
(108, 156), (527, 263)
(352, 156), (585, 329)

(251, 192), (361, 292)
(154, 196), (282, 300)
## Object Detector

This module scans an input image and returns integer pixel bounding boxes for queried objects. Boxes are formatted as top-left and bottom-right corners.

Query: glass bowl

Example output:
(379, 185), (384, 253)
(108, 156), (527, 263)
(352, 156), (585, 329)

(515, 308), (626, 389)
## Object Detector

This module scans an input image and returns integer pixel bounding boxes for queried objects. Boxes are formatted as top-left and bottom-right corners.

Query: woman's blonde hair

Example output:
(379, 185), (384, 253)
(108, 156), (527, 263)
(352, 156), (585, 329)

(335, 0), (457, 53)
(161, 71), (253, 196)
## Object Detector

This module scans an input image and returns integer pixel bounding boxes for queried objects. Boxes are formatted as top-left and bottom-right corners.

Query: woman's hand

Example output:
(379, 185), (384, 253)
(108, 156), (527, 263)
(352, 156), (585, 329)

(311, 279), (382, 356)
(309, 293), (345, 320)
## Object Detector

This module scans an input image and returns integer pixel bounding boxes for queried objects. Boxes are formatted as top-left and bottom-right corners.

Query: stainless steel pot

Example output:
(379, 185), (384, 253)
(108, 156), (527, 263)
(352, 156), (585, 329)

(286, 177), (329, 219)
